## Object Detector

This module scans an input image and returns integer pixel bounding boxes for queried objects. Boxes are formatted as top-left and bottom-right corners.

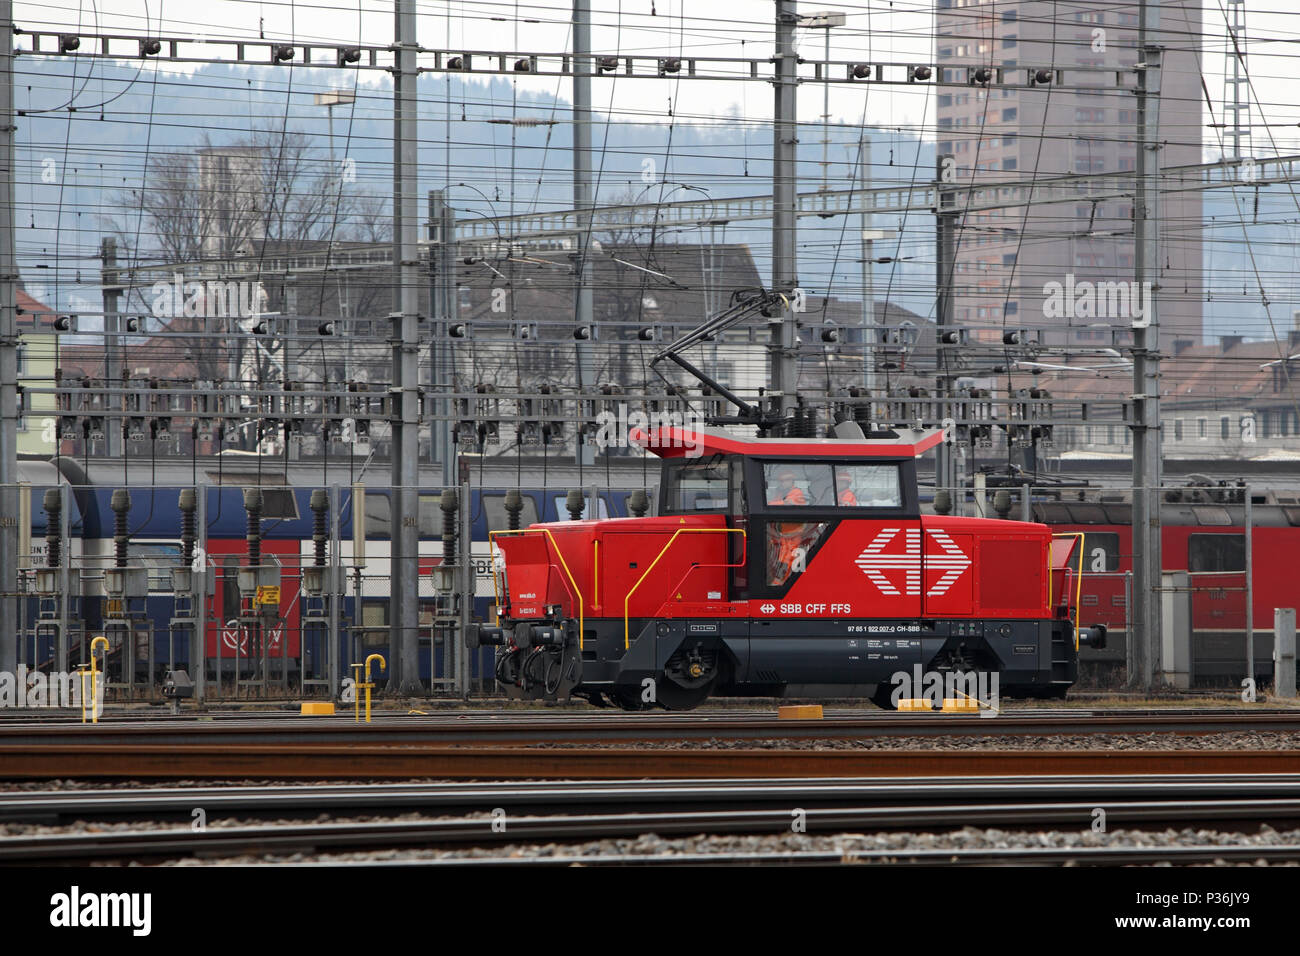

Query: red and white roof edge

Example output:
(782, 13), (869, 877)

(629, 425), (946, 460)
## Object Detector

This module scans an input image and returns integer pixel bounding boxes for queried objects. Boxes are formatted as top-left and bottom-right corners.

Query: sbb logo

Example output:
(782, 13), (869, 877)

(759, 603), (776, 614)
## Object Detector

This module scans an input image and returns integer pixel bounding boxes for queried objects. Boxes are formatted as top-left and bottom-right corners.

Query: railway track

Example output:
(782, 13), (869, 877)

(2, 708), (1300, 779)
(4, 776), (1299, 864)
(3, 743), (1300, 779)
(0, 708), (1298, 747)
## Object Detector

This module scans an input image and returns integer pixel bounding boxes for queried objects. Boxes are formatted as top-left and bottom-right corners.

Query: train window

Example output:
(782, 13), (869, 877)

(220, 556), (240, 625)
(417, 495), (441, 536)
(259, 489), (298, 520)
(764, 463), (834, 507)
(767, 521), (830, 586)
(834, 464), (902, 508)
(483, 493), (539, 532)
(661, 456), (731, 513)
(1188, 534), (1245, 572)
(729, 459), (746, 515)
(1067, 532), (1119, 572)
(364, 494), (391, 539)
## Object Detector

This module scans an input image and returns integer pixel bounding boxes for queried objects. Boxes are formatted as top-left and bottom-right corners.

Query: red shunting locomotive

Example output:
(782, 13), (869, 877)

(468, 424), (1105, 709)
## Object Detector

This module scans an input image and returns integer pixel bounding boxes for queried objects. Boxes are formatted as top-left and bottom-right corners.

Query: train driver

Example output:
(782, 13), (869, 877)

(768, 466), (807, 507)
(836, 469), (858, 507)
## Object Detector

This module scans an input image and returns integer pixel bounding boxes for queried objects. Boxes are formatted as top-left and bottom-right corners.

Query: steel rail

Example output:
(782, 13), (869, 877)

(5, 745), (1300, 780)
(351, 844), (1300, 866)
(0, 710), (1298, 747)
(9, 774), (1300, 822)
(3, 798), (1299, 863)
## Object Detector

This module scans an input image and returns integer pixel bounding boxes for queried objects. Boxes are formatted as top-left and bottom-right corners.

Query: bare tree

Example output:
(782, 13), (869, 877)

(102, 128), (394, 449)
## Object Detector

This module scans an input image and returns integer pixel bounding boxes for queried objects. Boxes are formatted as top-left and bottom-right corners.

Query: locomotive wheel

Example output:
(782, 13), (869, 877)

(655, 674), (716, 711)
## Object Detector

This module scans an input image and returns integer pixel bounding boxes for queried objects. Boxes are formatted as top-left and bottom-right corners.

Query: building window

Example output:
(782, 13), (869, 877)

(1003, 158), (1017, 170)
(1221, 417), (1230, 440)
(1174, 420), (1183, 440)
(15, 343), (24, 375)
(1001, 108), (1017, 122)
(1002, 9), (1017, 20)
(1002, 36), (1017, 48)
(1198, 418), (1208, 439)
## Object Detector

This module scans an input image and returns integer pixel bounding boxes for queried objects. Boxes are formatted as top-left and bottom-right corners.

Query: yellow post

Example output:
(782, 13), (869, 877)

(363, 653), (385, 723)
(89, 636), (109, 724)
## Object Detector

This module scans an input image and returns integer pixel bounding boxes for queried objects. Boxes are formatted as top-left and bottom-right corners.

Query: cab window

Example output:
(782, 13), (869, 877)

(833, 464), (902, 508)
(661, 456), (731, 513)
(764, 463), (834, 506)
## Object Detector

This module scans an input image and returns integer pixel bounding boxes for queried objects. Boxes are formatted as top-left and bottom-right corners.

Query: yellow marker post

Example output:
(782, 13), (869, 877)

(363, 653), (386, 723)
(89, 636), (109, 724)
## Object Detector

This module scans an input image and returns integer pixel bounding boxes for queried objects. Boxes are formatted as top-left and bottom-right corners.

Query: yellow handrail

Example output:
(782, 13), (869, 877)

(89, 636), (108, 724)
(489, 528), (586, 648)
(623, 527), (746, 649)
(364, 653), (385, 723)
(1050, 532), (1086, 650)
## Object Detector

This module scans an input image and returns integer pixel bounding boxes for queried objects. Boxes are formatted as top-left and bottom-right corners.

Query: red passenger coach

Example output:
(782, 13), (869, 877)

(470, 425), (1103, 709)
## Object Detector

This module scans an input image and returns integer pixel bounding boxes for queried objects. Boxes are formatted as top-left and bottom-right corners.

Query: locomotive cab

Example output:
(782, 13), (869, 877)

(476, 424), (1092, 710)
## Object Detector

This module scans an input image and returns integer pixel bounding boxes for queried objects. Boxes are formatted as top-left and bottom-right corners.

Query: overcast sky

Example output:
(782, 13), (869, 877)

(17, 1), (1300, 153)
